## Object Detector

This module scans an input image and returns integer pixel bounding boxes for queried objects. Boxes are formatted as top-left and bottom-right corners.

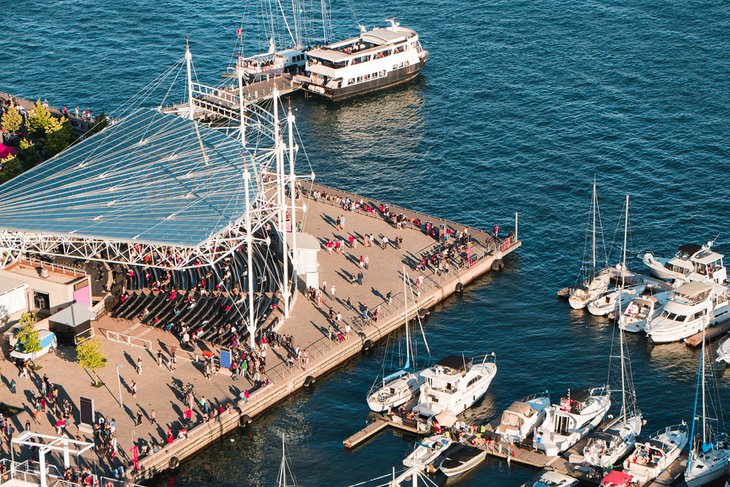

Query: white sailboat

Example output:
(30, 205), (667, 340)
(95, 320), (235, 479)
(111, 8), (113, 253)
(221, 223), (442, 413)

(684, 327), (730, 487)
(569, 178), (609, 310)
(277, 434), (297, 487)
(622, 422), (689, 485)
(583, 196), (643, 469)
(367, 268), (427, 412)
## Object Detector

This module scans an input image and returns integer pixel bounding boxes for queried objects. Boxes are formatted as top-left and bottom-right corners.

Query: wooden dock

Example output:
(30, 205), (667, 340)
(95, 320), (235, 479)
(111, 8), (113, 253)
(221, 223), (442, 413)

(685, 322), (730, 347)
(343, 415), (427, 449)
(647, 453), (687, 486)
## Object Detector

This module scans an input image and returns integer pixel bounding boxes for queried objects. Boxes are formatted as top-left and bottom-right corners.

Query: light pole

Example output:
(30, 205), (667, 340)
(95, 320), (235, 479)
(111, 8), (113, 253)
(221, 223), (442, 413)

(115, 363), (123, 409)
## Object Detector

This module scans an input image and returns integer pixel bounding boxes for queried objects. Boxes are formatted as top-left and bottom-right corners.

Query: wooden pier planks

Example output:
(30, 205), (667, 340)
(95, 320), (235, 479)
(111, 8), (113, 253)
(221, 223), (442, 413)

(685, 322), (730, 347)
(343, 415), (426, 449)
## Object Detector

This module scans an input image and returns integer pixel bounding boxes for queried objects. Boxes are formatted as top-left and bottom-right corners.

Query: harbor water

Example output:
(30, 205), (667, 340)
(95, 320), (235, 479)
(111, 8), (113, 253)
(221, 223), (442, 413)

(3, 0), (730, 485)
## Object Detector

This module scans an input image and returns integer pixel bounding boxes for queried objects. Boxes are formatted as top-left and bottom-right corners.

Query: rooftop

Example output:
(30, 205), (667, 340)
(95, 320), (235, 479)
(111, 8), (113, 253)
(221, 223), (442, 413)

(0, 108), (257, 248)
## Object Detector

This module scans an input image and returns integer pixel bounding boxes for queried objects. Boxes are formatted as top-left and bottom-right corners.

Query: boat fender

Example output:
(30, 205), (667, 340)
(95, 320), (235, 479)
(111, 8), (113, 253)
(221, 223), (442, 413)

(418, 309), (430, 320)
(456, 282), (464, 294)
(491, 259), (504, 271)
(240, 415), (253, 427)
(362, 339), (375, 355)
(169, 456), (180, 469)
(303, 375), (316, 388)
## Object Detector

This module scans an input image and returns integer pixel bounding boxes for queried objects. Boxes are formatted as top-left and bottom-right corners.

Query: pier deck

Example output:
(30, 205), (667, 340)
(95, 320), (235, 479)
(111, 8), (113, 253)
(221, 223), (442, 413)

(0, 175), (519, 482)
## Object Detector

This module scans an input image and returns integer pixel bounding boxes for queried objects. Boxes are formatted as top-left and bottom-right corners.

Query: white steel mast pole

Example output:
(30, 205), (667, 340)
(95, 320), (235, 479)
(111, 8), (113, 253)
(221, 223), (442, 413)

(403, 267), (410, 369)
(701, 327), (707, 444)
(620, 194), (629, 422)
(592, 176), (597, 277)
(287, 105), (298, 275)
(238, 66), (246, 147)
(244, 168), (256, 350)
(273, 90), (290, 317)
(185, 38), (195, 120)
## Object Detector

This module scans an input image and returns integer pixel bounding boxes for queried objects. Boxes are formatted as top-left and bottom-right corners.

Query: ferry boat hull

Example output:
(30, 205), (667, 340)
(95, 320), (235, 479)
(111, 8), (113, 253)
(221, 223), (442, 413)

(305, 61), (424, 102)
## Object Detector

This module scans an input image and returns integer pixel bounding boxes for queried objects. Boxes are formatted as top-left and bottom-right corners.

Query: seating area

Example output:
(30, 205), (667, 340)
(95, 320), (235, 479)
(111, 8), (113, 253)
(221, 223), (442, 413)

(108, 239), (288, 347)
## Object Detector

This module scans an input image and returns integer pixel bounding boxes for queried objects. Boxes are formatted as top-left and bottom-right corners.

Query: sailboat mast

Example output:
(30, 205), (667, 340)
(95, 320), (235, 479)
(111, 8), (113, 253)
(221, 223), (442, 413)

(701, 327), (707, 444)
(592, 177), (597, 277)
(278, 434), (286, 487)
(620, 194), (629, 423)
(403, 267), (410, 370)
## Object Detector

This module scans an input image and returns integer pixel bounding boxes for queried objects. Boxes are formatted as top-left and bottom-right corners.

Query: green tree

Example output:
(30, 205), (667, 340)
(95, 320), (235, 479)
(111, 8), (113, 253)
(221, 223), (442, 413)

(91, 112), (109, 134)
(26, 99), (53, 137)
(45, 117), (75, 156)
(0, 156), (23, 184)
(1, 106), (23, 133)
(18, 138), (40, 167)
(76, 338), (107, 386)
(17, 313), (42, 357)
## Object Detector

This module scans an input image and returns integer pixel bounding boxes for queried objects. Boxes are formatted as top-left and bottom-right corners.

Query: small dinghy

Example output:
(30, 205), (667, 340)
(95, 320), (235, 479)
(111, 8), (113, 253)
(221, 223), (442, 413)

(438, 444), (487, 477)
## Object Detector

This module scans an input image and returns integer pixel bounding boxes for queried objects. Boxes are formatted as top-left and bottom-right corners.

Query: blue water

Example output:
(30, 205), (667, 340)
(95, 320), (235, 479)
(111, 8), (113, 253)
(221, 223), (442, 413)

(3, 0), (730, 485)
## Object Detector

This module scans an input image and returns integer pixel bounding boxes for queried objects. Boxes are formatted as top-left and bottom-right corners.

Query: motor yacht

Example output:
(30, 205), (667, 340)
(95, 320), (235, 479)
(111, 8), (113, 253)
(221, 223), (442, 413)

(643, 242), (727, 285)
(534, 387), (611, 456)
(494, 392), (551, 443)
(623, 423), (688, 484)
(645, 281), (730, 344)
(412, 354), (497, 418)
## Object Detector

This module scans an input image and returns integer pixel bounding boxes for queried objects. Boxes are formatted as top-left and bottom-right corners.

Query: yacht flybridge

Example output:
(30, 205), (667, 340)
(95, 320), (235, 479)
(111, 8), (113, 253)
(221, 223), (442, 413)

(297, 19), (428, 101)
(412, 354), (497, 418)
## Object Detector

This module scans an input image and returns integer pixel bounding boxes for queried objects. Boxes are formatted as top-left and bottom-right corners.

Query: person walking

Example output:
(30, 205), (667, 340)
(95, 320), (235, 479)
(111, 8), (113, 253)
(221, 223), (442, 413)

(330, 285), (336, 299)
(130, 380), (137, 398)
(136, 409), (143, 426)
(150, 410), (156, 424)
(364, 255), (369, 270)
(136, 357), (143, 375)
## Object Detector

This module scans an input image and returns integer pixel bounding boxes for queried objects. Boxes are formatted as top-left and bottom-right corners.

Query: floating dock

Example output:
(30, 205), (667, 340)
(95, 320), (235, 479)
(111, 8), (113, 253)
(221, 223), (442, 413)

(685, 321), (730, 347)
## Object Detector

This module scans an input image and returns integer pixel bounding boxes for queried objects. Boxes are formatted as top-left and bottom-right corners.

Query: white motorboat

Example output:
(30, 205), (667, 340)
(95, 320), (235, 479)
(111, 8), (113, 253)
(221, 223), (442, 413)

(623, 423), (689, 485)
(684, 329), (730, 487)
(438, 443), (487, 477)
(412, 354), (497, 418)
(587, 281), (647, 316)
(645, 281), (730, 344)
(494, 392), (551, 443)
(643, 242), (727, 285)
(532, 471), (579, 487)
(716, 334), (730, 364)
(367, 269), (426, 412)
(402, 434), (452, 468)
(534, 387), (611, 456)
(619, 290), (671, 333)
(583, 196), (644, 470)
(569, 178), (610, 310)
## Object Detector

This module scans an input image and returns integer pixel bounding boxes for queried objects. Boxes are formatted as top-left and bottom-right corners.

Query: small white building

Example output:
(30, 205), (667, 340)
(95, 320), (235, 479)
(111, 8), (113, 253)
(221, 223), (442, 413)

(286, 232), (321, 289)
(0, 278), (29, 323)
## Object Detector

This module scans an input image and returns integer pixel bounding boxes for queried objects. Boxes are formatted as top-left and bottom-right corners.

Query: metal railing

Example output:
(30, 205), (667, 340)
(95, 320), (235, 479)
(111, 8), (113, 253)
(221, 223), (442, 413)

(104, 330), (152, 350)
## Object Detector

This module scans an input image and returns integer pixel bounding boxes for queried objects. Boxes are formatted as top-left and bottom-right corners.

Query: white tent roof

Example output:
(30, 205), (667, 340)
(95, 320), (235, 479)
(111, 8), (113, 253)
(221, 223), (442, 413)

(0, 108), (258, 248)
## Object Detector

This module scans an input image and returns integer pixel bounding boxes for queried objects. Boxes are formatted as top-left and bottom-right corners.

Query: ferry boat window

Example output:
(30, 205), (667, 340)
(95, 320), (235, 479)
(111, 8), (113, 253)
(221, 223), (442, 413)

(394, 46), (405, 54)
(348, 78), (355, 85)
(364, 74), (371, 80)
(352, 55), (371, 65)
(692, 311), (705, 320)
(379, 71), (386, 77)
(556, 415), (570, 435)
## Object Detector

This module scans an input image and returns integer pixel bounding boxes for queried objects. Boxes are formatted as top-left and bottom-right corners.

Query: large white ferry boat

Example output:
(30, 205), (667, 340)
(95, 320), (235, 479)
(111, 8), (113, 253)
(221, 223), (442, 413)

(297, 19), (428, 101)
